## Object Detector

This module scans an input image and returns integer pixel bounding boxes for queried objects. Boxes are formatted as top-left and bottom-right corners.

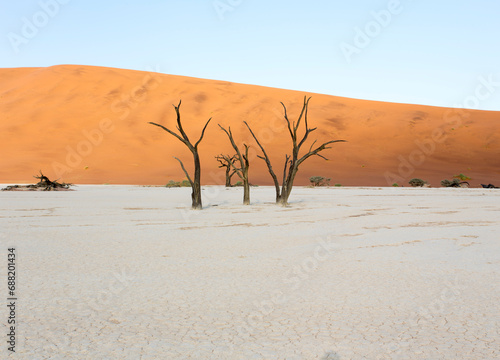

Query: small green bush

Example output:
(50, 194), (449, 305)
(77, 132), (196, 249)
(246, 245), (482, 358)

(453, 173), (471, 181)
(309, 176), (331, 187)
(441, 179), (461, 187)
(166, 179), (191, 188)
(409, 178), (427, 187)
(166, 180), (180, 188)
(392, 183), (399, 187)
(334, 184), (342, 187)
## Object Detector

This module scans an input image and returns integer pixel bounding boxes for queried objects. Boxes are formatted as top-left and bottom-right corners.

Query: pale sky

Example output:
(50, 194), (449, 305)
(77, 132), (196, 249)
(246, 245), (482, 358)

(2, 0), (500, 110)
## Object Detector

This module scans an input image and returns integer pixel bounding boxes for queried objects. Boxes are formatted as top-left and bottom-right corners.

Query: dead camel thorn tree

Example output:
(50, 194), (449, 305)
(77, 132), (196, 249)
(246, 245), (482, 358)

(218, 125), (251, 205)
(149, 100), (211, 210)
(2, 171), (72, 191)
(215, 154), (237, 187)
(245, 96), (346, 206)
(32, 170), (72, 190)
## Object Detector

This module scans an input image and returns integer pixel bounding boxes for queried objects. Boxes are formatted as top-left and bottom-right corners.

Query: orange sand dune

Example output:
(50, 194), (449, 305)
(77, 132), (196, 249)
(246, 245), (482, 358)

(0, 65), (499, 187)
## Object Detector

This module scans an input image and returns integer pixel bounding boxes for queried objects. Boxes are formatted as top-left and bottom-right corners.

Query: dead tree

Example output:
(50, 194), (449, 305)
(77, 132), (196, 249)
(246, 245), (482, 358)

(149, 100), (211, 209)
(33, 171), (72, 190)
(2, 171), (72, 191)
(218, 125), (251, 204)
(245, 96), (346, 205)
(215, 154), (237, 187)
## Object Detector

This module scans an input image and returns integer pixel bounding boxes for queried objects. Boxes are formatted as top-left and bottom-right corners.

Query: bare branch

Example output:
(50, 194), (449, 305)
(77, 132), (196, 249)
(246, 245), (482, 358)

(297, 97), (313, 150)
(223, 154), (244, 180)
(195, 118), (212, 149)
(173, 156), (193, 186)
(294, 96), (310, 133)
(218, 125), (244, 164)
(298, 126), (316, 150)
(218, 124), (231, 138)
(244, 121), (280, 186)
(315, 153), (329, 161)
(244, 121), (269, 160)
(307, 139), (318, 153)
(216, 154), (236, 163)
(281, 102), (295, 142)
(297, 140), (347, 166)
(219, 124), (246, 180)
(282, 154), (290, 188)
(221, 154), (239, 169)
(173, 100), (192, 146)
(303, 96), (311, 130)
(215, 156), (225, 168)
(149, 122), (187, 146)
(216, 154), (236, 168)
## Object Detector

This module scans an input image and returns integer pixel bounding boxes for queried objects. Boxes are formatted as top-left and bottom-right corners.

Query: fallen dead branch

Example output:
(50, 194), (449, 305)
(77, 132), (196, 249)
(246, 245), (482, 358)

(2, 171), (73, 191)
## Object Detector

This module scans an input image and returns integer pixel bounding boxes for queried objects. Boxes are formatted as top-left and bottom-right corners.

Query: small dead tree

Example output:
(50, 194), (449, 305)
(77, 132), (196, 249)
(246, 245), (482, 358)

(149, 100), (211, 209)
(215, 154), (237, 187)
(218, 125), (251, 204)
(245, 96), (345, 205)
(2, 171), (72, 191)
(33, 171), (72, 190)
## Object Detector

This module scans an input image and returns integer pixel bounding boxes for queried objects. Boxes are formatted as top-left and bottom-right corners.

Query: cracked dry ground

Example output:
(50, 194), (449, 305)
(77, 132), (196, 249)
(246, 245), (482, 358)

(1, 186), (499, 359)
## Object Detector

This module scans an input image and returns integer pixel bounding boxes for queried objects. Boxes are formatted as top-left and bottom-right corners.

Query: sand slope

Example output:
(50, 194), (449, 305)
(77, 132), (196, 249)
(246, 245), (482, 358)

(0, 65), (499, 186)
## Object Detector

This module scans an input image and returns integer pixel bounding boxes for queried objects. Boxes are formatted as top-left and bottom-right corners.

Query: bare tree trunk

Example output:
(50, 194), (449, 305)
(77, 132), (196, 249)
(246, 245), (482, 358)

(150, 100), (211, 210)
(279, 166), (298, 205)
(242, 167), (250, 205)
(225, 167), (232, 187)
(192, 152), (202, 209)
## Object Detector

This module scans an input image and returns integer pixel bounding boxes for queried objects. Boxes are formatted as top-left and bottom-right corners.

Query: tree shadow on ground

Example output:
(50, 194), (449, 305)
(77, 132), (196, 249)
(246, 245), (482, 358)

(321, 351), (341, 360)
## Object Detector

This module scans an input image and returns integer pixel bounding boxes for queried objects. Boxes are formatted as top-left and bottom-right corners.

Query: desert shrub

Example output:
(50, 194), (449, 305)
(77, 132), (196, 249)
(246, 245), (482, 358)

(453, 173), (471, 181)
(166, 180), (181, 188)
(441, 179), (461, 187)
(392, 183), (399, 187)
(166, 179), (191, 188)
(334, 184), (342, 187)
(234, 181), (243, 187)
(309, 176), (331, 187)
(409, 178), (427, 187)
(309, 176), (323, 186)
